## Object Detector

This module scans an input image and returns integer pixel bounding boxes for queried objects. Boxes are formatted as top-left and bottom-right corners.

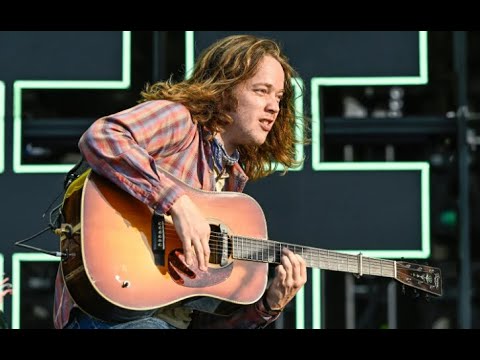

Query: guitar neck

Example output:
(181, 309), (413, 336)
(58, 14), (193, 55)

(232, 236), (396, 278)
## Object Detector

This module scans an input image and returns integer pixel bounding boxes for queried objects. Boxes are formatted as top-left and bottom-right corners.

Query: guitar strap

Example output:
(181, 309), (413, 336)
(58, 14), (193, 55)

(64, 156), (91, 190)
(48, 157), (92, 230)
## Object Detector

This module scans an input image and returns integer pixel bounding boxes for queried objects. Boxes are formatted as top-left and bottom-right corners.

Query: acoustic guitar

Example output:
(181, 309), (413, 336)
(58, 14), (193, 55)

(59, 169), (442, 322)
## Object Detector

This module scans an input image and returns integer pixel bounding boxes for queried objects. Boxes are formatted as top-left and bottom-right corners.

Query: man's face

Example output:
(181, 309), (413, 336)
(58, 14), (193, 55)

(221, 55), (285, 154)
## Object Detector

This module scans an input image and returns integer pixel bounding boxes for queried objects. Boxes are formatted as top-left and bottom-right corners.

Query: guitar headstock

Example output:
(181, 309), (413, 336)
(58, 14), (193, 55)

(395, 261), (443, 297)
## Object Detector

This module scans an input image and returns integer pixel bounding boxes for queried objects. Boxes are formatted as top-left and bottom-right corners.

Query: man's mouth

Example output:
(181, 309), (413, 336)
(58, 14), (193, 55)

(259, 118), (274, 132)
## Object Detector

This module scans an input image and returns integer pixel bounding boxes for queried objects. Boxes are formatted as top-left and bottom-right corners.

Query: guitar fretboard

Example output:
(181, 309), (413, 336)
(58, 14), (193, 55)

(231, 236), (395, 278)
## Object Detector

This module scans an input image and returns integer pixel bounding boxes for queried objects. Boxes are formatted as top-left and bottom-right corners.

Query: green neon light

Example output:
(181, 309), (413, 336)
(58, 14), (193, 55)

(13, 31), (131, 174)
(312, 269), (322, 329)
(311, 31), (428, 168)
(0, 82), (4, 173)
(11, 253), (59, 329)
(328, 162), (431, 258)
(292, 78), (305, 170)
(0, 254), (4, 312)
(185, 31), (195, 79)
(295, 282), (305, 329)
(309, 31), (428, 329)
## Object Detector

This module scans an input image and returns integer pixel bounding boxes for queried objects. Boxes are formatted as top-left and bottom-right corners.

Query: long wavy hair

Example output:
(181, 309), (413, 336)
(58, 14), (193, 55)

(140, 34), (305, 180)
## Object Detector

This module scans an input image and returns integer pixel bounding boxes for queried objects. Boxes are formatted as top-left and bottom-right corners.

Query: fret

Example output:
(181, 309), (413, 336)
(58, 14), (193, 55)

(231, 236), (395, 280)
(245, 237), (248, 260)
(336, 253), (342, 271)
(338, 254), (348, 272)
(241, 237), (244, 259)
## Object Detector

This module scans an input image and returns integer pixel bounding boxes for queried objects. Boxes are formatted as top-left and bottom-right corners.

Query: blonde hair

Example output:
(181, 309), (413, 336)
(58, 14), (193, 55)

(140, 34), (305, 180)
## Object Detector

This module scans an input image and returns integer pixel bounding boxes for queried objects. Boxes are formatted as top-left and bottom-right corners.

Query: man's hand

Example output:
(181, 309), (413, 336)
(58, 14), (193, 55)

(169, 195), (211, 271)
(264, 248), (307, 310)
(1, 277), (12, 299)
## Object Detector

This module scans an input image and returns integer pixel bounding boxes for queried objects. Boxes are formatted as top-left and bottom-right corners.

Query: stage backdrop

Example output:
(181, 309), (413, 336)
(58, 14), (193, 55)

(0, 31), (430, 329)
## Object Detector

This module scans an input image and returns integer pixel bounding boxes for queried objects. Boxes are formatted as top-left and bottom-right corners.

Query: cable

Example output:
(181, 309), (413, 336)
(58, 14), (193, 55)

(14, 225), (66, 258)
(14, 160), (86, 259)
(42, 190), (63, 222)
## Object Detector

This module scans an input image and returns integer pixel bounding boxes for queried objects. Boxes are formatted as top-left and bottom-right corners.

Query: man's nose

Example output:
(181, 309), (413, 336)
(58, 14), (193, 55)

(266, 96), (280, 115)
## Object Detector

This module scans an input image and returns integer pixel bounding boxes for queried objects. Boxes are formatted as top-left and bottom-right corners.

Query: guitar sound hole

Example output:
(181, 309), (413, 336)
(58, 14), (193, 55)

(208, 224), (230, 266)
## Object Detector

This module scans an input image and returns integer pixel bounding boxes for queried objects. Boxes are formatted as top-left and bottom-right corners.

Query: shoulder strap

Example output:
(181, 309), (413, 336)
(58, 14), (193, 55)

(63, 157), (91, 190)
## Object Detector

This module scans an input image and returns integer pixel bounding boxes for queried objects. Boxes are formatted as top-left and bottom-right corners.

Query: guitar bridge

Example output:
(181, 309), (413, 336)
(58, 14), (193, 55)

(152, 212), (165, 266)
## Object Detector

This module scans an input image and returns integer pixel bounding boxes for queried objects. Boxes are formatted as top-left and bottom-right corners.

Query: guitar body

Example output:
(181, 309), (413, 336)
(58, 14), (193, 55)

(60, 171), (269, 322)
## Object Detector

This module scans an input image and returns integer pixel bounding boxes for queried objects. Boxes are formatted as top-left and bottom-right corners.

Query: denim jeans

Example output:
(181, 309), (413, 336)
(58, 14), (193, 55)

(65, 308), (177, 329)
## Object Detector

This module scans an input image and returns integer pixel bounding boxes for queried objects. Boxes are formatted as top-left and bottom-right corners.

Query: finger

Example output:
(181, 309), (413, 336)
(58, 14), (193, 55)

(200, 222), (211, 271)
(1, 289), (12, 297)
(181, 236), (194, 266)
(281, 248), (295, 270)
(274, 263), (287, 283)
(201, 236), (210, 271)
(0, 282), (12, 290)
(283, 249), (302, 281)
(192, 238), (206, 271)
(280, 253), (293, 286)
(1, 277), (8, 286)
(297, 254), (307, 282)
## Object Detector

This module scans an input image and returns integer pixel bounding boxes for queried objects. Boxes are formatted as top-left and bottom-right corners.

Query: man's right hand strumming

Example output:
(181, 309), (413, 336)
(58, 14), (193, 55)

(169, 195), (211, 272)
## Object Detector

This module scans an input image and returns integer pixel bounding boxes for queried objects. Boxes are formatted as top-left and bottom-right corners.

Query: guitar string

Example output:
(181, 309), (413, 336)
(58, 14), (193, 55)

(152, 228), (432, 280)
(159, 227), (429, 274)
(158, 228), (401, 276)
(153, 228), (435, 292)
(160, 227), (396, 273)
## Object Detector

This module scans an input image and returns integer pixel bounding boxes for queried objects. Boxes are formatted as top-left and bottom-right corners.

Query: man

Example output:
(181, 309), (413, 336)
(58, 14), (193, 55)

(54, 34), (307, 329)
(1, 277), (12, 329)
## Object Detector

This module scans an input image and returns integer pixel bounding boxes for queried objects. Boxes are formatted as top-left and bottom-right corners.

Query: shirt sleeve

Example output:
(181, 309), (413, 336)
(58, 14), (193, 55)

(189, 296), (282, 329)
(79, 100), (197, 213)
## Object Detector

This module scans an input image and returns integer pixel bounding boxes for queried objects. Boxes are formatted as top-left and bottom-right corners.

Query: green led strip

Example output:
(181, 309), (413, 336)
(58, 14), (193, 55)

(310, 31), (428, 329)
(11, 253), (60, 329)
(12, 31), (131, 174)
(310, 162), (431, 259)
(312, 268), (322, 329)
(295, 281), (305, 329)
(311, 31), (428, 168)
(0, 82), (4, 173)
(185, 31), (195, 79)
